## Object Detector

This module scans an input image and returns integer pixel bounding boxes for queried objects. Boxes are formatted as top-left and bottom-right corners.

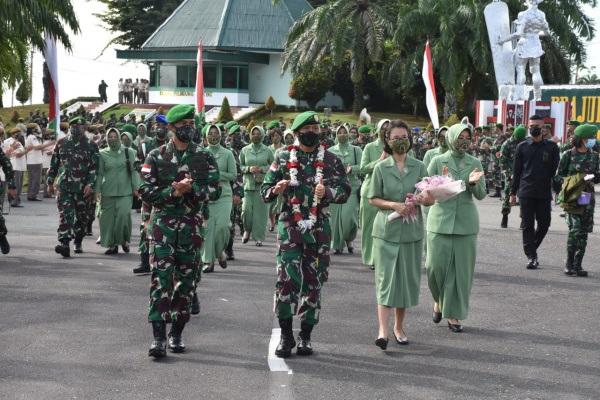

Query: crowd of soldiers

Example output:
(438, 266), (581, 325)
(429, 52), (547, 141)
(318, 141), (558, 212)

(0, 104), (597, 360)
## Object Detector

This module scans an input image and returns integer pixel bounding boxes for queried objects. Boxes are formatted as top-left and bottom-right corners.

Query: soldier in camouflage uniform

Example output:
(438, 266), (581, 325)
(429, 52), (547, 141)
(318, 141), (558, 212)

(224, 124), (245, 261)
(133, 114), (170, 275)
(490, 124), (508, 198)
(47, 116), (99, 257)
(261, 111), (351, 358)
(0, 148), (16, 254)
(477, 137), (495, 194)
(139, 104), (221, 358)
(500, 125), (527, 228)
(555, 124), (600, 277)
(560, 120), (580, 153)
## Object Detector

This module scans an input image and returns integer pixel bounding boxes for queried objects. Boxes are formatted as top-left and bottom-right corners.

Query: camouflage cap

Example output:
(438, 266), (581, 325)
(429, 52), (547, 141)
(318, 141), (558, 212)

(574, 124), (598, 139)
(166, 104), (195, 124)
(290, 111), (319, 132)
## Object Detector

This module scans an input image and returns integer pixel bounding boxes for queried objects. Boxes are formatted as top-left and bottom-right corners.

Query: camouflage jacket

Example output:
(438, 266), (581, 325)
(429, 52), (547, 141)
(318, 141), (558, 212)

(137, 138), (167, 171)
(139, 141), (221, 217)
(499, 137), (523, 175)
(47, 135), (99, 193)
(0, 148), (15, 189)
(261, 146), (351, 244)
(556, 148), (600, 185)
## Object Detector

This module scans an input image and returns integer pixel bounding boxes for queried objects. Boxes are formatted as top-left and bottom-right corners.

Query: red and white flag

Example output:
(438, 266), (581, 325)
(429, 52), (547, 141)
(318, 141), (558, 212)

(195, 42), (204, 112)
(422, 41), (439, 129)
(43, 34), (59, 130)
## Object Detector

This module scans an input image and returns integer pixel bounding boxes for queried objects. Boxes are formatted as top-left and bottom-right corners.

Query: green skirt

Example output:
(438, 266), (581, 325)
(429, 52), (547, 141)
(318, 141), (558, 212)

(426, 232), (477, 320)
(330, 188), (359, 250)
(373, 237), (422, 308)
(201, 197), (232, 263)
(360, 197), (378, 265)
(99, 195), (133, 248)
(241, 190), (268, 241)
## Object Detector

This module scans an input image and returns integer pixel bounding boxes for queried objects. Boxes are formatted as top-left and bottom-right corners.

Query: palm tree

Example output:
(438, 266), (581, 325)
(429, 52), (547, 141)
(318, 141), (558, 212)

(279, 0), (392, 114)
(0, 0), (79, 107)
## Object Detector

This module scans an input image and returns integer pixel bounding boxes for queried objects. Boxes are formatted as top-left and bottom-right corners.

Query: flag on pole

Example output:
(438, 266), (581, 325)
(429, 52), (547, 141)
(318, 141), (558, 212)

(43, 34), (59, 131)
(195, 42), (205, 112)
(422, 41), (439, 129)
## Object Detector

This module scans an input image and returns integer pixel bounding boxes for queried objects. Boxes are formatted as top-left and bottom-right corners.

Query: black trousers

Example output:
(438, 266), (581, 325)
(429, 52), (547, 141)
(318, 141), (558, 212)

(519, 197), (551, 259)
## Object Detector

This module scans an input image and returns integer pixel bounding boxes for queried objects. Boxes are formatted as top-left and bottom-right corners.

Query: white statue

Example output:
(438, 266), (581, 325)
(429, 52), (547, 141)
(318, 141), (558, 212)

(485, 0), (550, 101)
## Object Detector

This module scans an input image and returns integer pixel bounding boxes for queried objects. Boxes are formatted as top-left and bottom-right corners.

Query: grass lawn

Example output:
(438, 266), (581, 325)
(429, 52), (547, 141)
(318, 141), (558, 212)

(254, 111), (431, 128)
(0, 104), (49, 130)
(101, 105), (134, 120)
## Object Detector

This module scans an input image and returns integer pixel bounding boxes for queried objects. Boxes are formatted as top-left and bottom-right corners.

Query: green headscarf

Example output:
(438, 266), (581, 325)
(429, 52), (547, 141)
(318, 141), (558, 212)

(250, 125), (265, 148)
(106, 128), (121, 152)
(447, 123), (472, 158)
(335, 125), (350, 146)
(120, 131), (134, 148)
(438, 126), (450, 152)
(205, 124), (222, 148)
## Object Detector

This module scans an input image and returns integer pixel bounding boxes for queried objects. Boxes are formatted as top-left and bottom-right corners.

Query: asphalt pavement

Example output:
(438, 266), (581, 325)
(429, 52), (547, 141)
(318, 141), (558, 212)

(0, 195), (599, 400)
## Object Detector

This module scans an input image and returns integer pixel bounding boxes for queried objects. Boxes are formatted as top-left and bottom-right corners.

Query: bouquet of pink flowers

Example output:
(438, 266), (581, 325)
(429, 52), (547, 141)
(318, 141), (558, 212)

(415, 175), (466, 202)
(387, 193), (419, 223)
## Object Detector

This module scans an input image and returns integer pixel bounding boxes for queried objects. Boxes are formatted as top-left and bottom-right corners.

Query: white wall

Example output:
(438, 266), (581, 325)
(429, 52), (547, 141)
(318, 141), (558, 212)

(149, 89), (249, 107)
(249, 54), (295, 106)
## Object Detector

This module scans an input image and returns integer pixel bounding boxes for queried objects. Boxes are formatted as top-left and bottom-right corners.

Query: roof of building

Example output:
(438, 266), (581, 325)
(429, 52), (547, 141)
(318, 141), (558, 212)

(142, 0), (313, 52)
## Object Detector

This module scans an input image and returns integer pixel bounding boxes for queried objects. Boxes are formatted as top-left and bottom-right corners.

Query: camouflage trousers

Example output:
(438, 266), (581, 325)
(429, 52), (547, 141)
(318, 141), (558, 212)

(148, 213), (204, 324)
(275, 242), (330, 326)
(566, 204), (595, 262)
(56, 191), (90, 242)
(492, 163), (503, 190)
(138, 201), (152, 254)
(501, 177), (512, 215)
(230, 203), (243, 236)
(0, 185), (6, 235)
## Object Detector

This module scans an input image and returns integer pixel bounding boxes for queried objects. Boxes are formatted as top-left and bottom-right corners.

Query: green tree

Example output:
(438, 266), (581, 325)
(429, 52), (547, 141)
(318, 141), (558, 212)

(265, 96), (276, 116)
(16, 80), (31, 105)
(289, 65), (333, 110)
(0, 0), (79, 107)
(96, 0), (184, 49)
(280, 0), (392, 114)
(217, 97), (234, 122)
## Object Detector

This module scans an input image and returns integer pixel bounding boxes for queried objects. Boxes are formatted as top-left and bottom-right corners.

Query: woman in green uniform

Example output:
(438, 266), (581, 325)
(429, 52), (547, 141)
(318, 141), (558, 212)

(422, 126), (449, 169)
(329, 125), (363, 254)
(202, 124), (238, 273)
(268, 128), (285, 232)
(240, 126), (274, 246)
(95, 128), (140, 254)
(426, 122), (486, 333)
(367, 120), (430, 349)
(359, 119), (390, 269)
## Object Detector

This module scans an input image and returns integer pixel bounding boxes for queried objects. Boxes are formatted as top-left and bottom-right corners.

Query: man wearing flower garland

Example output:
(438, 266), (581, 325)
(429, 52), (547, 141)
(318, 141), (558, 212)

(261, 111), (351, 358)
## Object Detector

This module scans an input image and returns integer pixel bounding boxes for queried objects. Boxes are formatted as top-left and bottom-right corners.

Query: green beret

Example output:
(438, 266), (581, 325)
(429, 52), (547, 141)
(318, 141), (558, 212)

(358, 125), (372, 134)
(291, 111), (319, 132)
(122, 124), (137, 135)
(216, 123), (224, 131)
(228, 124), (241, 134)
(267, 120), (280, 130)
(224, 121), (237, 130)
(574, 124), (598, 139)
(568, 120), (581, 127)
(166, 104), (195, 124)
(201, 124), (210, 137)
(513, 124), (527, 140)
(69, 116), (86, 125)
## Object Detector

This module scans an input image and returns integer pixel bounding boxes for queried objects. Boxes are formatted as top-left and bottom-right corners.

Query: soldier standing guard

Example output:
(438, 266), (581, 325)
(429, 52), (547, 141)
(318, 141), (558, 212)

(0, 147), (16, 254)
(499, 125), (526, 228)
(139, 104), (221, 358)
(261, 111), (351, 358)
(47, 116), (99, 257)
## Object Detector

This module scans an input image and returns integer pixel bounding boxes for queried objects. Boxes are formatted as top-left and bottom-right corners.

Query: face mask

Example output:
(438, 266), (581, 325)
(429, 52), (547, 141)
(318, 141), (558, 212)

(175, 125), (195, 143)
(298, 132), (319, 147)
(337, 134), (348, 144)
(108, 138), (120, 151)
(529, 127), (542, 137)
(251, 134), (262, 144)
(70, 126), (83, 138)
(208, 135), (220, 146)
(390, 138), (410, 154)
(455, 138), (470, 153)
(155, 127), (168, 141)
(586, 139), (597, 149)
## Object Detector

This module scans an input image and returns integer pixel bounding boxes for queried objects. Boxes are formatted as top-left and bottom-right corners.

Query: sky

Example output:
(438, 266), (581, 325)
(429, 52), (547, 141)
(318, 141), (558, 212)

(2, 1), (600, 107)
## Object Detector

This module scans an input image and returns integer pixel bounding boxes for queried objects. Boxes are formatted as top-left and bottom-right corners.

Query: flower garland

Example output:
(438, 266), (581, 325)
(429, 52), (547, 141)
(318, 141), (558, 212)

(287, 144), (326, 233)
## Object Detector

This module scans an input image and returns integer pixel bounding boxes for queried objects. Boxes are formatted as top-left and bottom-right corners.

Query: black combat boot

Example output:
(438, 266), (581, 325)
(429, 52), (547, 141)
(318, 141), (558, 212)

(55, 240), (70, 258)
(191, 292), (200, 315)
(573, 251), (588, 277)
(564, 249), (576, 276)
(275, 318), (296, 358)
(133, 252), (151, 274)
(296, 321), (314, 356)
(225, 236), (235, 261)
(74, 235), (84, 254)
(86, 220), (93, 236)
(168, 320), (186, 353)
(0, 234), (10, 254)
(149, 321), (167, 358)
(500, 214), (508, 229)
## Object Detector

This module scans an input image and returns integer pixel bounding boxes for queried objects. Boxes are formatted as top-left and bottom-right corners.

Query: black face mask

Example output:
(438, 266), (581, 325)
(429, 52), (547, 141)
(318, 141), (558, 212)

(298, 132), (319, 147)
(155, 127), (168, 141)
(175, 125), (195, 143)
(530, 127), (542, 137)
(70, 126), (83, 139)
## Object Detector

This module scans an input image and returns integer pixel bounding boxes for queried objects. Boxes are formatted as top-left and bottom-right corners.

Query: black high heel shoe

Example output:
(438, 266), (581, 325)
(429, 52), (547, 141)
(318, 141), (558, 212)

(375, 337), (388, 350)
(394, 333), (409, 345)
(447, 321), (463, 333)
(432, 310), (442, 324)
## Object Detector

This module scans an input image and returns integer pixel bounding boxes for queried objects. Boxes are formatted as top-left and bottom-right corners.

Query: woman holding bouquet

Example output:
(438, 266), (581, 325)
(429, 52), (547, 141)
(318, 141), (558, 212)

(426, 122), (486, 333)
(367, 120), (431, 349)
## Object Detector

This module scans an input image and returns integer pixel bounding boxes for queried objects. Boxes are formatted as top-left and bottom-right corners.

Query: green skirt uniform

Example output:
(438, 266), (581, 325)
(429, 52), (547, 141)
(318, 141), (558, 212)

(359, 196), (378, 265)
(330, 186), (359, 250)
(426, 233), (476, 320)
(242, 190), (268, 241)
(201, 197), (232, 263)
(99, 195), (133, 247)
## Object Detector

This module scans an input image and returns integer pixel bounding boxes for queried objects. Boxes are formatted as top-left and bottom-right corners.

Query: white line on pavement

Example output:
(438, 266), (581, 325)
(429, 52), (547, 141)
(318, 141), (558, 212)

(268, 328), (292, 373)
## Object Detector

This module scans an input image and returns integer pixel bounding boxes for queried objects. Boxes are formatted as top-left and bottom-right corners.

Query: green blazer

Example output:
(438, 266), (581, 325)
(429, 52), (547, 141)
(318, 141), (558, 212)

(367, 156), (427, 244)
(359, 139), (384, 197)
(329, 143), (363, 191)
(426, 152), (487, 235)
(239, 143), (274, 191)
